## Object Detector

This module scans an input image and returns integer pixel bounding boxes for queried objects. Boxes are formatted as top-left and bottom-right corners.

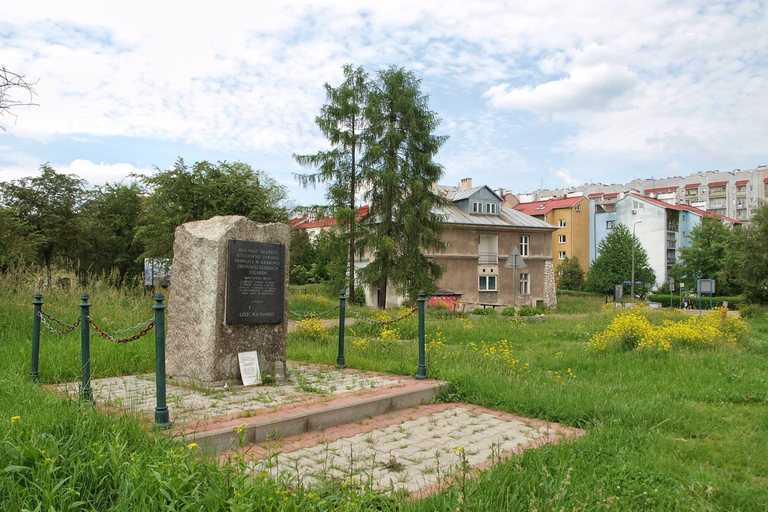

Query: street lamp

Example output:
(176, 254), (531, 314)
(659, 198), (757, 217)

(631, 220), (642, 301)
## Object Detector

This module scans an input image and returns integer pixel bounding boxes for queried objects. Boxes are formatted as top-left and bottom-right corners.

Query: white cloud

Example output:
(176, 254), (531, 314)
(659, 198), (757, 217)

(0, 158), (150, 188)
(484, 64), (639, 113)
(554, 168), (581, 187)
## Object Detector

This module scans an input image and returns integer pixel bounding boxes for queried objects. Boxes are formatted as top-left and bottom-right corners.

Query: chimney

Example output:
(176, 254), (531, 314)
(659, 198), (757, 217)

(460, 178), (472, 191)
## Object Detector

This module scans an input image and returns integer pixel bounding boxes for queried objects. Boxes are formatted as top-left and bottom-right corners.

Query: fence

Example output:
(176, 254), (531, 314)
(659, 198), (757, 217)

(30, 292), (172, 429)
(291, 289), (429, 379)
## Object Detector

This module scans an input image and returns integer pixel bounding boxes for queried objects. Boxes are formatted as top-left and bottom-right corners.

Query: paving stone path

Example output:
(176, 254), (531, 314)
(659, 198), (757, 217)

(57, 363), (402, 427)
(230, 403), (581, 497)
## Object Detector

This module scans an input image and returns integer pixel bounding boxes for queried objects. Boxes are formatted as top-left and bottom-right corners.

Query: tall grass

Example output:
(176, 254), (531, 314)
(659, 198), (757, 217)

(2, 278), (768, 510)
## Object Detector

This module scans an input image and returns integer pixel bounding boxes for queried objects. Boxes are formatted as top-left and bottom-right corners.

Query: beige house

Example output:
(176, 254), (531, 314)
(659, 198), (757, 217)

(357, 180), (558, 309)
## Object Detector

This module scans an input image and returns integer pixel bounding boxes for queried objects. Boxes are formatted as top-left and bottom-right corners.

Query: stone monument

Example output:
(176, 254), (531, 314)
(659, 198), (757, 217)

(166, 216), (290, 383)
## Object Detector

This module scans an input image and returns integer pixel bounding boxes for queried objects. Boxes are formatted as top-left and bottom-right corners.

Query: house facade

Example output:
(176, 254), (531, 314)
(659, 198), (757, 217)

(356, 181), (558, 309)
(512, 196), (591, 274)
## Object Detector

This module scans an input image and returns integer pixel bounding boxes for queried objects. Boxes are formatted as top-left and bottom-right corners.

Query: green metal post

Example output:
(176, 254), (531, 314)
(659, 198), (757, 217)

(336, 289), (346, 368)
(30, 293), (43, 382)
(79, 292), (93, 402)
(153, 293), (172, 429)
(416, 290), (427, 380)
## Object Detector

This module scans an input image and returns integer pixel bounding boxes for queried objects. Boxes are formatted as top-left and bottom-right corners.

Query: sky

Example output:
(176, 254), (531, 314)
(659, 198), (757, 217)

(2, 0), (767, 207)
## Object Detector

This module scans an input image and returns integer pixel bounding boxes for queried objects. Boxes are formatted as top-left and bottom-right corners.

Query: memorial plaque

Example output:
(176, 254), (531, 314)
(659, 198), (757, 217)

(226, 239), (285, 324)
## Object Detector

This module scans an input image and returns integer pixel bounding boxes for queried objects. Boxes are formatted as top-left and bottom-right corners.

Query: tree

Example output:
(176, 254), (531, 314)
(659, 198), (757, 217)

(81, 182), (145, 285)
(0, 207), (43, 271)
(136, 159), (289, 258)
(293, 64), (369, 302)
(359, 67), (448, 306)
(0, 164), (86, 282)
(556, 256), (585, 291)
(1, 67), (37, 129)
(727, 204), (768, 304)
(586, 224), (655, 296)
(676, 216), (740, 295)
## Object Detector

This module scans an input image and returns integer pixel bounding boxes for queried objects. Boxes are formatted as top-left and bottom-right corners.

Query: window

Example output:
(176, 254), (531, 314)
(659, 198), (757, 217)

(606, 220), (615, 229)
(485, 202), (497, 214)
(558, 219), (567, 227)
(519, 273), (530, 294)
(479, 275), (497, 291)
(478, 234), (498, 264)
(472, 202), (482, 213)
(558, 251), (566, 260)
(520, 235), (529, 257)
(558, 235), (566, 244)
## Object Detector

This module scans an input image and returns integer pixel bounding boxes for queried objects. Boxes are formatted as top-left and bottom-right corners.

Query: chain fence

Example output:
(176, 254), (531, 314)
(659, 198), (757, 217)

(288, 305), (340, 319)
(38, 311), (81, 335)
(346, 306), (417, 325)
(86, 316), (156, 344)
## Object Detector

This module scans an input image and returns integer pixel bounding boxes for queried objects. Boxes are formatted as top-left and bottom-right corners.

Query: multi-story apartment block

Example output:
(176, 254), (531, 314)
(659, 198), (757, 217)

(522, 165), (768, 222)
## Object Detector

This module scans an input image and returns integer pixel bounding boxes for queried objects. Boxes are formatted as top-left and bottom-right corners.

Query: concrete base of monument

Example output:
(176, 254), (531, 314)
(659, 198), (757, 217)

(55, 362), (584, 498)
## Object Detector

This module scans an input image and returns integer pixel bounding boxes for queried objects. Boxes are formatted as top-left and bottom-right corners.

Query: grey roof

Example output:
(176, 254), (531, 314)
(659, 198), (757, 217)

(436, 204), (556, 229)
(439, 184), (504, 202)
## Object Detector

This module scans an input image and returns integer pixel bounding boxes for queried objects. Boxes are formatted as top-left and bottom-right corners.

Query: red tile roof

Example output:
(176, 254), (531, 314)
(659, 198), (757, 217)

(603, 192), (619, 198)
(291, 205), (370, 230)
(627, 193), (708, 216)
(513, 196), (585, 216)
(684, 183), (700, 189)
(588, 192), (604, 198)
(708, 181), (728, 187)
(735, 180), (749, 186)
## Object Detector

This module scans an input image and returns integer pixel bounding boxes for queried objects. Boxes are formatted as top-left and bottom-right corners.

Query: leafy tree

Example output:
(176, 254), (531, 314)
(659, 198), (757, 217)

(81, 182), (144, 285)
(359, 66), (448, 305)
(313, 229), (348, 291)
(0, 207), (43, 271)
(136, 159), (289, 258)
(556, 256), (585, 291)
(586, 223), (655, 296)
(676, 216), (740, 295)
(0, 164), (86, 282)
(727, 204), (768, 304)
(288, 228), (318, 285)
(293, 64), (369, 302)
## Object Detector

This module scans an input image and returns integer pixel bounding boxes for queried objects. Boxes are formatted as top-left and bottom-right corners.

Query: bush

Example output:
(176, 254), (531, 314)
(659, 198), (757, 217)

(501, 307), (516, 316)
(471, 307), (497, 316)
(517, 307), (539, 317)
(647, 294), (745, 309)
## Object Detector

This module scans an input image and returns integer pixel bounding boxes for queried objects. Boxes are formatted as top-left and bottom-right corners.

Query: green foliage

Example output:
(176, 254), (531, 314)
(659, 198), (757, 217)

(647, 294), (744, 309)
(727, 204), (768, 304)
(556, 256), (585, 291)
(0, 207), (42, 271)
(136, 159), (288, 258)
(358, 66), (448, 305)
(471, 307), (497, 315)
(677, 216), (741, 295)
(0, 164), (87, 281)
(294, 65), (369, 302)
(586, 223), (655, 296)
(81, 182), (144, 286)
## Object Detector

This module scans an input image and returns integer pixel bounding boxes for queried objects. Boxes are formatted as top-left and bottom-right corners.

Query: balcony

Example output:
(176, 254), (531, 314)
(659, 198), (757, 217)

(666, 223), (678, 232)
(667, 241), (676, 249)
(478, 252), (498, 264)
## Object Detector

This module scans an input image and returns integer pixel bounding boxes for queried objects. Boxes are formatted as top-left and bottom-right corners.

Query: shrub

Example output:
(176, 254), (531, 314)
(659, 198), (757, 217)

(589, 306), (652, 352)
(471, 308), (497, 316)
(517, 307), (539, 317)
(501, 307), (516, 316)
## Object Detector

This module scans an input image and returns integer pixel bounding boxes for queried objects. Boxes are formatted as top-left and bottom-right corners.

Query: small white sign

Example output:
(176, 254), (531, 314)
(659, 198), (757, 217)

(238, 351), (262, 386)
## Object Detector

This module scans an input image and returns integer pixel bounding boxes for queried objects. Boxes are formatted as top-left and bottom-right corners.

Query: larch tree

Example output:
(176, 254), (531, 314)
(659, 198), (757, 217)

(293, 64), (369, 303)
(359, 66), (448, 306)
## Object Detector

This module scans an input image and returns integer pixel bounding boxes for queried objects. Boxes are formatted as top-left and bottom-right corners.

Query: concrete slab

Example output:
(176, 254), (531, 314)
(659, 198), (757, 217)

(222, 403), (584, 498)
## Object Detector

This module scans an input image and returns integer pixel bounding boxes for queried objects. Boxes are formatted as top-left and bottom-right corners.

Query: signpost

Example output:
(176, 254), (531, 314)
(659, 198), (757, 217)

(697, 279), (715, 311)
(504, 246), (526, 309)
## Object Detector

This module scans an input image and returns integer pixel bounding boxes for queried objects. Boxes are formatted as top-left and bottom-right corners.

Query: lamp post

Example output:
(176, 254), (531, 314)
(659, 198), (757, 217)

(631, 220), (642, 301)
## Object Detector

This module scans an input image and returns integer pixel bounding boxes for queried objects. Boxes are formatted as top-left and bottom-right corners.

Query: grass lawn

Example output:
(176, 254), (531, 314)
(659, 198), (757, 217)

(2, 284), (767, 510)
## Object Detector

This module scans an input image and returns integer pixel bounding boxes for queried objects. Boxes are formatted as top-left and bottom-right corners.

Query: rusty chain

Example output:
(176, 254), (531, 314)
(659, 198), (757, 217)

(38, 311), (81, 335)
(288, 305), (340, 319)
(346, 306), (417, 325)
(87, 316), (155, 343)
